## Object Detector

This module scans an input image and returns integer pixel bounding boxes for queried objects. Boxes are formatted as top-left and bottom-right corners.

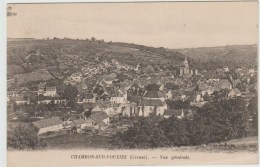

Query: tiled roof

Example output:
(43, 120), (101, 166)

(14, 95), (27, 101)
(67, 115), (80, 121)
(33, 117), (63, 129)
(46, 86), (56, 91)
(83, 103), (96, 110)
(139, 99), (165, 106)
(91, 111), (109, 122)
(73, 119), (86, 125)
(229, 88), (241, 95)
(144, 91), (164, 98)
(82, 93), (94, 99)
(198, 83), (209, 91)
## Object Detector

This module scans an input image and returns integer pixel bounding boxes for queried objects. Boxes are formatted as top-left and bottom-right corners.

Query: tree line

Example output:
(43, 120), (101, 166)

(111, 97), (257, 149)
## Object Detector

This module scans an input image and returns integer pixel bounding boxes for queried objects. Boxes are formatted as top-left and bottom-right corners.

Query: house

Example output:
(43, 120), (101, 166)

(14, 95), (30, 105)
(63, 115), (80, 129)
(165, 90), (175, 100)
(248, 68), (255, 74)
(98, 103), (115, 116)
(72, 118), (87, 132)
(172, 90), (187, 101)
(83, 103), (96, 112)
(190, 91), (203, 102)
(185, 84), (198, 95)
(91, 111), (110, 124)
(223, 66), (229, 72)
(138, 99), (167, 117)
(72, 118), (95, 133)
(37, 96), (66, 104)
(228, 88), (242, 98)
(143, 91), (165, 102)
(197, 83), (212, 96)
(89, 111), (110, 130)
(32, 117), (63, 135)
(110, 90), (127, 104)
(70, 73), (82, 82)
(103, 74), (116, 86)
(44, 86), (57, 97)
(164, 109), (194, 119)
(91, 101), (115, 115)
(159, 84), (164, 91)
(38, 82), (46, 94)
(78, 93), (96, 103)
(214, 79), (232, 90)
(121, 103), (138, 117)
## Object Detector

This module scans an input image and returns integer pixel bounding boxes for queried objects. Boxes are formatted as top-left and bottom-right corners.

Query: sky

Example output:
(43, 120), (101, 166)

(7, 2), (258, 49)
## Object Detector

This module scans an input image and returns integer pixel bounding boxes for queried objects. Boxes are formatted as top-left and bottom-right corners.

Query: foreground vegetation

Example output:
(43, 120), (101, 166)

(111, 97), (257, 149)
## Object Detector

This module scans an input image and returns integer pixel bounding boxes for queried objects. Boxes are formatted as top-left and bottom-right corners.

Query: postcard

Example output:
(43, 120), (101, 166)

(6, 1), (258, 166)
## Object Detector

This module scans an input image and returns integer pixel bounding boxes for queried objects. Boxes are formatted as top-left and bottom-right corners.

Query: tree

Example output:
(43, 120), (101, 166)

(166, 100), (190, 110)
(116, 73), (128, 82)
(159, 117), (191, 146)
(248, 96), (258, 135)
(58, 84), (78, 100)
(29, 94), (38, 105)
(145, 83), (160, 91)
(112, 97), (251, 149)
(193, 97), (249, 144)
(165, 82), (179, 90)
(91, 37), (96, 42)
(8, 124), (46, 150)
(111, 117), (169, 149)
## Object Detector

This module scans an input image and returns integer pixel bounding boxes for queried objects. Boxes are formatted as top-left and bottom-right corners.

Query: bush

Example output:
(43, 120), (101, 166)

(112, 97), (253, 149)
(111, 117), (169, 149)
(7, 124), (46, 150)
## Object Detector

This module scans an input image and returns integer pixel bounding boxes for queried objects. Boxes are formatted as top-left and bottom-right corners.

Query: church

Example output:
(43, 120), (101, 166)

(179, 56), (190, 76)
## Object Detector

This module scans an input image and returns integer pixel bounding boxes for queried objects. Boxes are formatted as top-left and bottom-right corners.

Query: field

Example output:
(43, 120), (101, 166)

(43, 133), (112, 150)
(13, 70), (54, 85)
(42, 131), (258, 153)
(170, 136), (258, 153)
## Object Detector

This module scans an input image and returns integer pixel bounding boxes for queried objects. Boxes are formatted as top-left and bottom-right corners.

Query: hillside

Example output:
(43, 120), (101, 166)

(7, 38), (185, 81)
(173, 45), (257, 70)
(7, 39), (257, 82)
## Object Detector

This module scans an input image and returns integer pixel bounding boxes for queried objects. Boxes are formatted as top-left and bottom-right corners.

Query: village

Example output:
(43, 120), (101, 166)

(7, 51), (257, 144)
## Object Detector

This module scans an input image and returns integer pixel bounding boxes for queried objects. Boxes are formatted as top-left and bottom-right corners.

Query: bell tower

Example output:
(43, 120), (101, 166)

(183, 56), (189, 75)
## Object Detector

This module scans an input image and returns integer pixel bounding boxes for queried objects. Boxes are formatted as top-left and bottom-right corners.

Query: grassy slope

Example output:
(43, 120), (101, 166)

(42, 133), (258, 153)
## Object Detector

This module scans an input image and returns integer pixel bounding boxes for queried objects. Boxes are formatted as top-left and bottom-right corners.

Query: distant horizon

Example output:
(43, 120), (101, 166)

(7, 37), (257, 50)
(7, 2), (258, 49)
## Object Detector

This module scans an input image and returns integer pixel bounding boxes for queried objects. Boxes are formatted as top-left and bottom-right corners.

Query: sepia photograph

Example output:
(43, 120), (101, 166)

(6, 1), (258, 166)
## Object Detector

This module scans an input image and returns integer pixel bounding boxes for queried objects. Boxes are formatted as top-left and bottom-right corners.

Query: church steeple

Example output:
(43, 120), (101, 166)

(184, 56), (189, 67)
(183, 56), (189, 75)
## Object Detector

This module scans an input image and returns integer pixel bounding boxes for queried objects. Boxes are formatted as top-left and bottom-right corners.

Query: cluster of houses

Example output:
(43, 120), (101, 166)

(8, 56), (257, 137)
(32, 110), (110, 136)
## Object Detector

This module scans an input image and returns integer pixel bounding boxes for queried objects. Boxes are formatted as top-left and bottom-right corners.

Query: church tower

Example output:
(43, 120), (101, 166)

(183, 56), (190, 75)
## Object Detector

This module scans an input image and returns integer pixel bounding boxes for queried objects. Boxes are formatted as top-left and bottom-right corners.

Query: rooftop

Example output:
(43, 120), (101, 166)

(91, 111), (109, 122)
(139, 99), (165, 106)
(144, 91), (164, 99)
(33, 117), (63, 129)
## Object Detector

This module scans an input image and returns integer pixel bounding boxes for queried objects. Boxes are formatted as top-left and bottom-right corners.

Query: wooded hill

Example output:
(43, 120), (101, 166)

(7, 38), (185, 79)
(7, 38), (257, 80)
(173, 44), (257, 70)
